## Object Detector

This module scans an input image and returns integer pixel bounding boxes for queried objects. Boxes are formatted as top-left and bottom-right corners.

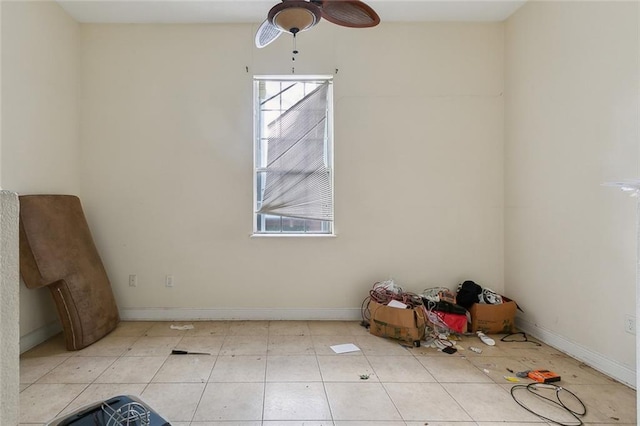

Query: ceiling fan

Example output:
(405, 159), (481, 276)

(255, 0), (380, 49)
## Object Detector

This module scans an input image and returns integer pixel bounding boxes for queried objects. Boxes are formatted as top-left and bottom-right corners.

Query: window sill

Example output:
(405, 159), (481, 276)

(250, 233), (337, 238)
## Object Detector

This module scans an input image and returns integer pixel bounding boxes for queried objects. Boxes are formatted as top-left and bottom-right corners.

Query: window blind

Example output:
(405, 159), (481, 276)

(257, 82), (333, 222)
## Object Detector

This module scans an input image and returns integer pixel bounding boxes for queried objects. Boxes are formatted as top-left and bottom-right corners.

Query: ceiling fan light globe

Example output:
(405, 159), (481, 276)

(268, 1), (321, 34)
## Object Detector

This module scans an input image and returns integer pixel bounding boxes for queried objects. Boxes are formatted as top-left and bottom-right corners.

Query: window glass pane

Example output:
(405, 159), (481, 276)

(263, 111), (280, 129)
(304, 219), (325, 233)
(262, 96), (281, 113)
(263, 215), (282, 232)
(255, 171), (265, 203)
(282, 217), (306, 233)
(281, 83), (304, 110)
(262, 81), (284, 101)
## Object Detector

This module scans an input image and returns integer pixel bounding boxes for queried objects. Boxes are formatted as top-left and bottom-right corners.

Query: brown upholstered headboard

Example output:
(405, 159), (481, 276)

(19, 195), (120, 350)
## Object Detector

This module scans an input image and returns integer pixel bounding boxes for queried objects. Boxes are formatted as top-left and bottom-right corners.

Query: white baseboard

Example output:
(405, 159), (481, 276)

(20, 321), (62, 354)
(516, 317), (636, 389)
(18, 309), (362, 353)
(119, 307), (363, 322)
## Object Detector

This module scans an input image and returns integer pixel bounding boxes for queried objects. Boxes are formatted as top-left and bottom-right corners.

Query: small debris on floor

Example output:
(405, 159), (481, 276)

(170, 324), (194, 330)
(359, 374), (370, 380)
(330, 343), (360, 354)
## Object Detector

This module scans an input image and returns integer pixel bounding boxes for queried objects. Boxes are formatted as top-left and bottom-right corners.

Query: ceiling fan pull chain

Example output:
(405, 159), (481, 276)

(292, 32), (299, 62)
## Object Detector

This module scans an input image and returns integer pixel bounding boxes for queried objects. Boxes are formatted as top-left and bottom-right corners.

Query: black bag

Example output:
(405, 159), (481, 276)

(426, 299), (468, 315)
(456, 280), (482, 309)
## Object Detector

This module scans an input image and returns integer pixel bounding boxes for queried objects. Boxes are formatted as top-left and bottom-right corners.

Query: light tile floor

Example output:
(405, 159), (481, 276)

(19, 321), (636, 425)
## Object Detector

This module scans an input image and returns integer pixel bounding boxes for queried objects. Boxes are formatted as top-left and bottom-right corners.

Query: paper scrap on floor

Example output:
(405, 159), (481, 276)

(330, 343), (361, 354)
(170, 324), (194, 330)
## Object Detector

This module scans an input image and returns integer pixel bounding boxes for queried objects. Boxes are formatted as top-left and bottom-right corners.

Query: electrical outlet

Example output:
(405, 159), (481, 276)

(624, 314), (636, 334)
(128, 274), (137, 287)
(165, 275), (174, 288)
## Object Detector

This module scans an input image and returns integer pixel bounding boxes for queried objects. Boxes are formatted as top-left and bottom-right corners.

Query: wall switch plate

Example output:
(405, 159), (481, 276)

(165, 275), (174, 288)
(624, 314), (636, 334)
(128, 274), (137, 287)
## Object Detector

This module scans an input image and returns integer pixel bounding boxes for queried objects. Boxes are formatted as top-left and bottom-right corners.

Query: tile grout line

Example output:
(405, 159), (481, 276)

(362, 345), (405, 423)
(131, 324), (161, 421)
(187, 332), (225, 423)
(262, 321), (271, 423)
(125, 326), (156, 417)
(109, 326), (159, 420)
(312, 322), (337, 425)
(48, 338), (132, 422)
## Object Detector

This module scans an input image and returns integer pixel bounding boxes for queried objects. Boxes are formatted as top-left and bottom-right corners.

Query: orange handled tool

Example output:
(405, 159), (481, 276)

(527, 369), (561, 383)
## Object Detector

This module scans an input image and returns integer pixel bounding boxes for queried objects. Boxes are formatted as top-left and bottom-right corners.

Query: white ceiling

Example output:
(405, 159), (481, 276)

(57, 0), (527, 24)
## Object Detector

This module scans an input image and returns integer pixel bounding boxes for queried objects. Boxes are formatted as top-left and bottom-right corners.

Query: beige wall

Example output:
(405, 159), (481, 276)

(1, 1), (80, 337)
(79, 22), (505, 315)
(505, 0), (638, 378)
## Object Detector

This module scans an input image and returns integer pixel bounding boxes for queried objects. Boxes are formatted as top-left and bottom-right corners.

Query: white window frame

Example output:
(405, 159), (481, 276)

(253, 75), (334, 236)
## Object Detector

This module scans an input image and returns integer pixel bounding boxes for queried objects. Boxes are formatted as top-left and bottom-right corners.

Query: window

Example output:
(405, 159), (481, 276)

(254, 76), (334, 235)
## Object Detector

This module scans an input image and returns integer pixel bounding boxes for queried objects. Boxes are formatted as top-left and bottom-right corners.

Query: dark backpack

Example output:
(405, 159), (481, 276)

(456, 280), (482, 309)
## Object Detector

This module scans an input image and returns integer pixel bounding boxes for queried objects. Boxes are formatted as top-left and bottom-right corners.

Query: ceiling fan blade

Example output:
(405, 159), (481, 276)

(255, 19), (283, 48)
(320, 0), (380, 28)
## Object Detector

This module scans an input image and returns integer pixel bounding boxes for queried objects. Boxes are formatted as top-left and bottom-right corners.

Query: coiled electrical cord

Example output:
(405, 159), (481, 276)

(501, 331), (542, 346)
(362, 281), (424, 328)
(510, 383), (586, 426)
(369, 286), (422, 307)
(360, 295), (371, 326)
